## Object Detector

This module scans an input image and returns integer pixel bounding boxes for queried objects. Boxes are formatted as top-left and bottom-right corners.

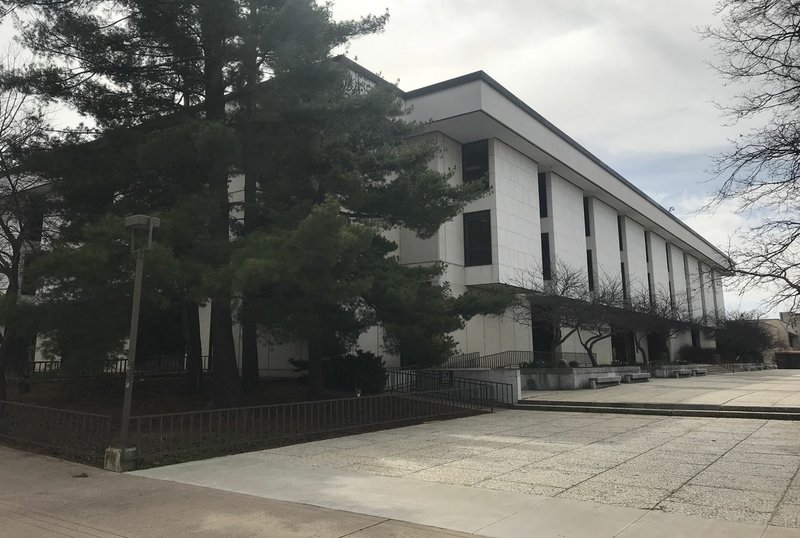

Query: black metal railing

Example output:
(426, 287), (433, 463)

(385, 369), (514, 408)
(0, 401), (111, 463)
(25, 354), (197, 379)
(443, 351), (480, 366)
(441, 350), (595, 369)
(128, 388), (488, 464)
(520, 351), (595, 368)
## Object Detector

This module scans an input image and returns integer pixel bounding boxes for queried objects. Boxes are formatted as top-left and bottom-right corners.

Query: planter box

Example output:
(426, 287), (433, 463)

(521, 366), (641, 390)
(650, 363), (707, 378)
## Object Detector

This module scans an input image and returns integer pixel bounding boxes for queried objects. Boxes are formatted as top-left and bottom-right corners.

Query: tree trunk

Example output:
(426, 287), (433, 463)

(239, 7), (261, 394)
(201, 2), (242, 404)
(182, 300), (204, 394)
(0, 330), (31, 397)
(634, 334), (648, 366)
(307, 338), (325, 400)
(0, 340), (7, 401)
(240, 299), (260, 392)
(210, 301), (241, 402)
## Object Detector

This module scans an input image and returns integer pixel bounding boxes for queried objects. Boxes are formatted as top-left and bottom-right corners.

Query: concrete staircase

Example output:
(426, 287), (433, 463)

(513, 400), (800, 420)
(703, 364), (733, 375)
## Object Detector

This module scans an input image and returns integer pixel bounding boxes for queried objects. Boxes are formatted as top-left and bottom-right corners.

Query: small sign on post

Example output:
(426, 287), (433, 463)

(438, 370), (454, 387)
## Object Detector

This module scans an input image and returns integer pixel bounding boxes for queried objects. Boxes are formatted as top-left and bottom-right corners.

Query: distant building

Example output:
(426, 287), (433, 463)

(760, 312), (800, 362)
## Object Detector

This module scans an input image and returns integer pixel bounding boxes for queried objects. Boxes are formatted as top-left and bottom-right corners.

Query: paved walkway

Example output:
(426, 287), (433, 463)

(135, 410), (800, 537)
(0, 446), (476, 537)
(520, 370), (800, 409)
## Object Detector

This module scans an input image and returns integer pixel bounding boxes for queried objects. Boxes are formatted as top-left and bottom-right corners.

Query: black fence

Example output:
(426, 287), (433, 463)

(128, 388), (489, 465)
(0, 401), (111, 464)
(386, 368), (515, 408)
(25, 354), (196, 379)
(441, 350), (594, 369)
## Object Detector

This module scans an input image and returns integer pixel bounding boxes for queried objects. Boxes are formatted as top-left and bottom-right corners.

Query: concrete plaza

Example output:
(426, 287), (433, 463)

(520, 370), (800, 409)
(136, 407), (800, 536)
(0, 445), (475, 537)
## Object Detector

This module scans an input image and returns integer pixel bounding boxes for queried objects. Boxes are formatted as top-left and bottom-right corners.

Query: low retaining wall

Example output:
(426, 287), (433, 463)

(521, 366), (641, 390)
(431, 368), (522, 402)
(650, 363), (707, 378)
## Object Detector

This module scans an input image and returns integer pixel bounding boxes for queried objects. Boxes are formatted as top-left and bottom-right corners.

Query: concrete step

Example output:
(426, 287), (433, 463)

(703, 364), (733, 375)
(513, 400), (800, 420)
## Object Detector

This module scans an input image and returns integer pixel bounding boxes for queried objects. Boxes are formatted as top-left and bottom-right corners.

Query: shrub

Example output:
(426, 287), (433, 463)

(677, 345), (716, 363)
(289, 350), (386, 394)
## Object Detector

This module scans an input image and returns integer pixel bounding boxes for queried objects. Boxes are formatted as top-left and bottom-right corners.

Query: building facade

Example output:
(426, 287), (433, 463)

(206, 61), (731, 373)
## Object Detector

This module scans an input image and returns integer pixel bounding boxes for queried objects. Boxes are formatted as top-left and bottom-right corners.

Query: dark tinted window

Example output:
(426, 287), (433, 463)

(587, 250), (595, 291)
(542, 233), (552, 280)
(462, 140), (489, 184)
(464, 210), (492, 266)
(621, 262), (627, 300)
(583, 198), (591, 237)
(538, 173), (548, 217)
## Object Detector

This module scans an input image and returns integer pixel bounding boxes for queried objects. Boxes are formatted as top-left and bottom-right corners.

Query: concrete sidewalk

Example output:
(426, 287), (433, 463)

(134, 443), (800, 538)
(520, 370), (800, 410)
(0, 446), (476, 537)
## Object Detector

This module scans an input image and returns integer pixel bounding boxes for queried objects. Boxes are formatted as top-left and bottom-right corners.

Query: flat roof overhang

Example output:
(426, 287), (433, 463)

(403, 75), (732, 270)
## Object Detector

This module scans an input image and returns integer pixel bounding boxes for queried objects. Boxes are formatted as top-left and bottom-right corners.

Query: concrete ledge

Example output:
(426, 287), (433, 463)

(104, 447), (137, 472)
(622, 372), (651, 383)
(514, 400), (800, 420)
(522, 366), (640, 390)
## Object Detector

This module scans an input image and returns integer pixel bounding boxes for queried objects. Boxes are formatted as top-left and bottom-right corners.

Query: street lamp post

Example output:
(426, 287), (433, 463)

(118, 215), (160, 456)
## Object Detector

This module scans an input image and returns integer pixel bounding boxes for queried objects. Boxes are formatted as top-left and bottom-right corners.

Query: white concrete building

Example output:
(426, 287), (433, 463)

(213, 61), (731, 373)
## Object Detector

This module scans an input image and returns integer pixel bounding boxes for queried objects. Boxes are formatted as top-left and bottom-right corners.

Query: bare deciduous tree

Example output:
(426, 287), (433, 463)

(701, 1), (800, 309)
(0, 50), (51, 399)
(512, 261), (627, 366)
(627, 287), (694, 364)
(513, 261), (698, 366)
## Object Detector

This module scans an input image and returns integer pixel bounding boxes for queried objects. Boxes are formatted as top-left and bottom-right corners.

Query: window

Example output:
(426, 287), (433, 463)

(538, 173), (548, 217)
(647, 273), (654, 306)
(621, 262), (627, 300)
(583, 197), (591, 237)
(665, 244), (672, 273)
(462, 140), (489, 184)
(587, 250), (595, 291)
(645, 231), (651, 263)
(541, 233), (552, 280)
(617, 216), (624, 251)
(464, 210), (492, 266)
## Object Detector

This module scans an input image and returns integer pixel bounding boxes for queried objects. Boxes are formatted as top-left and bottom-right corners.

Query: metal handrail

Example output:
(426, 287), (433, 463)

(0, 400), (111, 463)
(128, 388), (489, 463)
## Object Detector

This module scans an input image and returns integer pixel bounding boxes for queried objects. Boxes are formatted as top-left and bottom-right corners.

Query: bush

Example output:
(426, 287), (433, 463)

(289, 351), (386, 394)
(714, 315), (776, 363)
(677, 345), (716, 363)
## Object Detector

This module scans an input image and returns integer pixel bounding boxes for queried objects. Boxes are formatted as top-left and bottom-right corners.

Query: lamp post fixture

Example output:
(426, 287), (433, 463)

(118, 214), (160, 455)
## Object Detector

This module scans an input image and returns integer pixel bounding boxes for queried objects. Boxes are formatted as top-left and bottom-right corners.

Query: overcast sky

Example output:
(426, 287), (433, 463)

(0, 2), (785, 315)
(331, 0), (784, 315)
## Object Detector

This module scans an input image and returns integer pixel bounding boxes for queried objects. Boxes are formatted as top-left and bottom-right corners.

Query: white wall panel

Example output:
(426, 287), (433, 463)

(492, 139), (540, 284)
(621, 217), (648, 296)
(588, 198), (621, 282)
(549, 173), (586, 272)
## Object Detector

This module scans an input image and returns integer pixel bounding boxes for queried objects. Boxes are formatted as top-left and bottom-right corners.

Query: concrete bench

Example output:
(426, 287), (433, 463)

(692, 368), (707, 376)
(622, 372), (651, 383)
(672, 369), (693, 378)
(746, 365), (759, 371)
(589, 375), (621, 389)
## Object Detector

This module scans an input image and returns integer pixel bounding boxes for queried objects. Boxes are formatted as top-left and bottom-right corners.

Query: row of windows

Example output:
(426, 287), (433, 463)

(460, 142), (716, 315)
